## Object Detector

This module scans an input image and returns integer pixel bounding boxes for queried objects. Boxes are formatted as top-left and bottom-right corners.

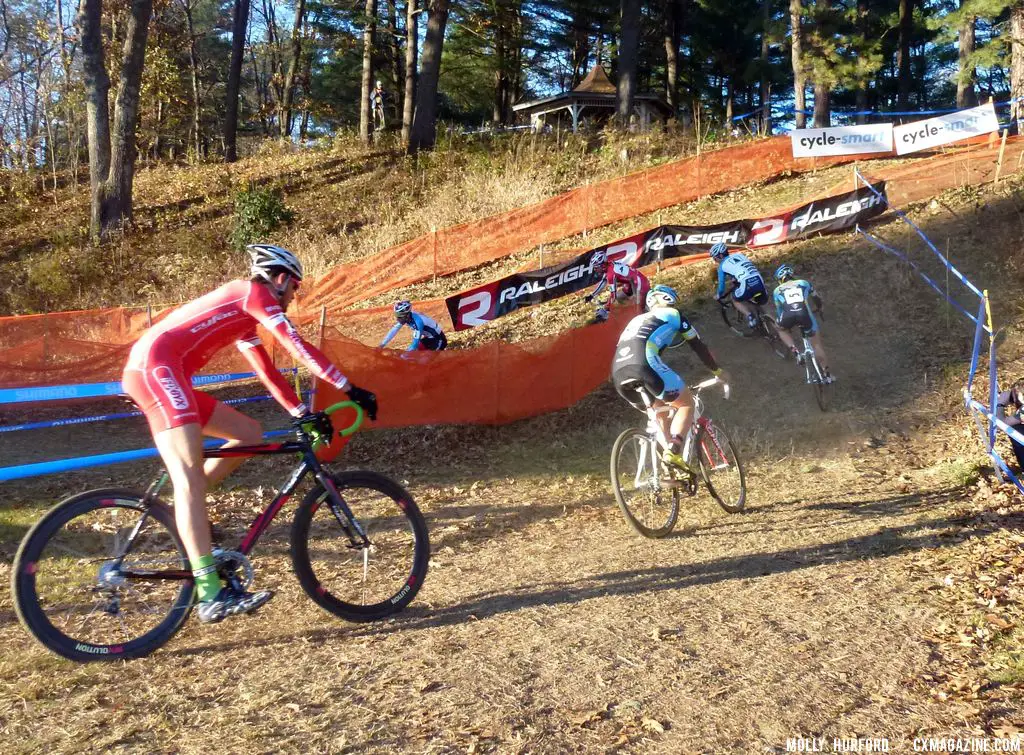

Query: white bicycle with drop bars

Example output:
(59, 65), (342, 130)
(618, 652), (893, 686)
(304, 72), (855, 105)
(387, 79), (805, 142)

(609, 377), (746, 538)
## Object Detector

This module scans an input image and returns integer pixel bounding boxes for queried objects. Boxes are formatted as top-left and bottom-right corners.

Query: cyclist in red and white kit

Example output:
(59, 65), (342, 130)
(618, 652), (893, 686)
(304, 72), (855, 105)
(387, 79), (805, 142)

(122, 244), (378, 624)
(584, 250), (651, 322)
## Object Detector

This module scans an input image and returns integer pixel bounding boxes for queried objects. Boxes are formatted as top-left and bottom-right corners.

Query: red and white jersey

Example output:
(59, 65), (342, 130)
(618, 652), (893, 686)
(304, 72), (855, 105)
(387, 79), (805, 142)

(126, 280), (348, 416)
(590, 262), (651, 306)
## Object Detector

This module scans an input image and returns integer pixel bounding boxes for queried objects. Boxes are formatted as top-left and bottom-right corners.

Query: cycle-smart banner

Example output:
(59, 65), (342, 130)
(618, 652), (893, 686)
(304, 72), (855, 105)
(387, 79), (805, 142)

(445, 183), (888, 330)
(894, 102), (999, 155)
(791, 123), (894, 158)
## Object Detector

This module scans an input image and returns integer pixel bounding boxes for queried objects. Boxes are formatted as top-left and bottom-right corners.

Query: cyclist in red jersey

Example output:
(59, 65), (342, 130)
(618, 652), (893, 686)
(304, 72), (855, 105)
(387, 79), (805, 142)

(584, 250), (651, 322)
(122, 244), (378, 624)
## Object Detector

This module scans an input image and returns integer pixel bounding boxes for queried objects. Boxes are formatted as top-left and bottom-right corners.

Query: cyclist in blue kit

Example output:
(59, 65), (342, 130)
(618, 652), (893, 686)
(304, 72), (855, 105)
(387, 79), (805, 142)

(380, 300), (448, 351)
(711, 242), (797, 353)
(772, 264), (832, 381)
(612, 285), (725, 471)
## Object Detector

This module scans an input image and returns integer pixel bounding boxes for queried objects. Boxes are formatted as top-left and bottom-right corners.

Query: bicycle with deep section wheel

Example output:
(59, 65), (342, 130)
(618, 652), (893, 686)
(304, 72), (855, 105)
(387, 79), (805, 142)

(609, 377), (746, 538)
(11, 401), (430, 663)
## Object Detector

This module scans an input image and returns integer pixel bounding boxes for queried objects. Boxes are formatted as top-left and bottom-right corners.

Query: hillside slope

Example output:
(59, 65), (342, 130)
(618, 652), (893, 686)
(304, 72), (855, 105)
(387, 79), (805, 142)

(1, 141), (1023, 752)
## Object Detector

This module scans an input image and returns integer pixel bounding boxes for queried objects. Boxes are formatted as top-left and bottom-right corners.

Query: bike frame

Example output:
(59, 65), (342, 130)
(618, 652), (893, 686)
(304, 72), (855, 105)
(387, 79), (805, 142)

(116, 404), (365, 582)
(633, 377), (731, 478)
(794, 333), (826, 385)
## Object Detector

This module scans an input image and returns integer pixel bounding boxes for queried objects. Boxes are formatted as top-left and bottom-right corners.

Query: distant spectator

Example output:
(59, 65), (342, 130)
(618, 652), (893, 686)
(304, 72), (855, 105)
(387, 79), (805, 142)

(370, 80), (387, 132)
(381, 300), (447, 351)
(996, 378), (1024, 469)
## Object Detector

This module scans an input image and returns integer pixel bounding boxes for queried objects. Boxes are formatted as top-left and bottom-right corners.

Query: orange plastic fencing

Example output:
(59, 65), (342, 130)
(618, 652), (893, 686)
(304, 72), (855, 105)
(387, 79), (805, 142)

(301, 136), (878, 311)
(1, 134), (1019, 403)
(312, 306), (634, 457)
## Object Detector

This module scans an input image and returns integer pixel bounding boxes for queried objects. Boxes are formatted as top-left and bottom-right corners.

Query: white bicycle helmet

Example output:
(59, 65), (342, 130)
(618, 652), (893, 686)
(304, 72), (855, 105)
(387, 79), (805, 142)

(248, 244), (303, 283)
(646, 284), (679, 310)
(709, 242), (729, 261)
(591, 250), (607, 267)
(394, 300), (413, 316)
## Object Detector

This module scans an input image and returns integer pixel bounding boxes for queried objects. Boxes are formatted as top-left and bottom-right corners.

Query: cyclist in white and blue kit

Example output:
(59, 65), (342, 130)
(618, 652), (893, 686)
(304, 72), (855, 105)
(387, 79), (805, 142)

(612, 285), (725, 471)
(711, 242), (797, 353)
(380, 300), (448, 351)
(772, 264), (832, 382)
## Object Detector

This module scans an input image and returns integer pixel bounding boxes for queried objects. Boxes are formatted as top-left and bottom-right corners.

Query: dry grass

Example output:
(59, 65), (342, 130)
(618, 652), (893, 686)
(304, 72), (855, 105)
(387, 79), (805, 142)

(3, 145), (1024, 752)
(0, 127), (706, 315)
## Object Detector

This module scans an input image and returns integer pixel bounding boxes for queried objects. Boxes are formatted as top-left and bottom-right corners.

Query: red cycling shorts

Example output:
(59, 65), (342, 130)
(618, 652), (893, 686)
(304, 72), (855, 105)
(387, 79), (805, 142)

(122, 360), (217, 435)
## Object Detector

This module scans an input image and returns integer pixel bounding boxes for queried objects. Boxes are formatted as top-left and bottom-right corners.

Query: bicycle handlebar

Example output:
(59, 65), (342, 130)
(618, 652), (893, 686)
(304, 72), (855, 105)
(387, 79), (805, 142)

(322, 400), (365, 438)
(692, 376), (730, 400)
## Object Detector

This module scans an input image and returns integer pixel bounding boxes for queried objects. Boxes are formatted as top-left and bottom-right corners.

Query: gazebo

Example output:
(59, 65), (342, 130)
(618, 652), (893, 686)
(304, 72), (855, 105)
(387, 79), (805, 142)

(512, 65), (673, 133)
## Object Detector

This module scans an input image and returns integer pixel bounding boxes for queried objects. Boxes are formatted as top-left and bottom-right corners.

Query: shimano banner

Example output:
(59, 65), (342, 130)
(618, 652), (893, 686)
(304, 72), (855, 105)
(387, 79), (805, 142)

(446, 183), (887, 330)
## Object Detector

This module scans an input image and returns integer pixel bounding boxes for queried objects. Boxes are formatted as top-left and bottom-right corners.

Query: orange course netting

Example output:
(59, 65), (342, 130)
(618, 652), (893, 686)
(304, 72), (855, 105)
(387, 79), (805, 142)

(301, 136), (880, 311)
(0, 135), (1020, 434)
(312, 306), (633, 453)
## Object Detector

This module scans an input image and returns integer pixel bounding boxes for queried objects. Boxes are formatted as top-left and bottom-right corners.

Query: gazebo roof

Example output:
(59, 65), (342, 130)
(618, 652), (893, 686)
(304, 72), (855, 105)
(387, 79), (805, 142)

(512, 65), (671, 116)
(573, 65), (616, 94)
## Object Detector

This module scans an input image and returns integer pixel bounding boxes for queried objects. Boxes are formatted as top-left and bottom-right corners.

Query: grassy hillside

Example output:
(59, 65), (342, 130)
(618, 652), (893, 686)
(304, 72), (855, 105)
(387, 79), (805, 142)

(0, 128), (711, 315)
(2, 134), (1024, 751)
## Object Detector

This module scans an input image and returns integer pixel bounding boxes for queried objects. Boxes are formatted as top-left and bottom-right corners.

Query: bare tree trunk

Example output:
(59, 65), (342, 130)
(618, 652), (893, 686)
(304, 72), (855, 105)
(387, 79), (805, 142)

(101, 0), (153, 236)
(616, 0), (640, 127)
(789, 0), (805, 128)
(760, 0), (771, 132)
(407, 0), (449, 153)
(896, 0), (912, 109)
(153, 98), (163, 160)
(1013, 3), (1024, 131)
(493, 0), (506, 125)
(812, 79), (830, 127)
(854, 0), (869, 124)
(224, 0), (251, 161)
(402, 0), (418, 146)
(280, 0), (306, 137)
(180, 0), (203, 158)
(79, 0), (112, 237)
(663, 0), (681, 115)
(359, 0), (377, 143)
(386, 0), (403, 120)
(957, 2), (977, 109)
(571, 6), (589, 87)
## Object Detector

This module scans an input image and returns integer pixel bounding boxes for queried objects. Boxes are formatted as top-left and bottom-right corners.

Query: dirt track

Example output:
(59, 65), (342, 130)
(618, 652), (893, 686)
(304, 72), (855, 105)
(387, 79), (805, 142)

(2, 171), (1024, 752)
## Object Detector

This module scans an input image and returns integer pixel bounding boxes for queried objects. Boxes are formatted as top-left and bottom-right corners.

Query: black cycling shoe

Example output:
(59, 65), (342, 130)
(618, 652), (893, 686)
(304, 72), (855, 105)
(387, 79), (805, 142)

(197, 586), (274, 624)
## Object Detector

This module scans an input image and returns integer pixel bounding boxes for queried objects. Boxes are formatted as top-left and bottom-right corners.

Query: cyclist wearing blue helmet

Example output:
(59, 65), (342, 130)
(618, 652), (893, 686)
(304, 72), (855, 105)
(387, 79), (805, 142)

(380, 300), (447, 351)
(612, 284), (726, 471)
(772, 264), (832, 381)
(711, 242), (798, 353)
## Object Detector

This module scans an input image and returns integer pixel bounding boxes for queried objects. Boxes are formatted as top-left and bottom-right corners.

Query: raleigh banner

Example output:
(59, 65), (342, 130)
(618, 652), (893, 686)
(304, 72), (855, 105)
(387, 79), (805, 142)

(790, 123), (894, 158)
(446, 183), (888, 330)
(893, 102), (999, 155)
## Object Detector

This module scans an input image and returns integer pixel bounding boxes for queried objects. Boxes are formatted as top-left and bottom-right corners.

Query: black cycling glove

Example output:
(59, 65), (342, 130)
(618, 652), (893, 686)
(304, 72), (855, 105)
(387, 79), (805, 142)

(346, 384), (378, 421)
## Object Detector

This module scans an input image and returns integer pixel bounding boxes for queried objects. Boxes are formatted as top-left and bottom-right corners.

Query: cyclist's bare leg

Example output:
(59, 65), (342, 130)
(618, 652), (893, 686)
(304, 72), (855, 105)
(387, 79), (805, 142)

(732, 295), (754, 319)
(809, 332), (830, 373)
(668, 388), (695, 441)
(153, 422), (210, 562)
(772, 319), (798, 351)
(202, 401), (264, 487)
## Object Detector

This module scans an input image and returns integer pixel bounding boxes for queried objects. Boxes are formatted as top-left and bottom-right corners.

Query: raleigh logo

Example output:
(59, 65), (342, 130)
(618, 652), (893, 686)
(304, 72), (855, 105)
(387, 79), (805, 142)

(190, 310), (237, 333)
(790, 193), (884, 232)
(498, 261), (595, 304)
(645, 229), (742, 252)
(153, 366), (190, 410)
